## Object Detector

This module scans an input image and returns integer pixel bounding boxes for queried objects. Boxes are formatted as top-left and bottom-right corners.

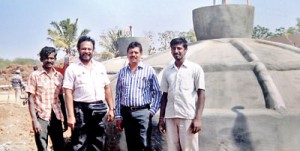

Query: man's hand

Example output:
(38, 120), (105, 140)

(107, 110), (114, 122)
(157, 119), (166, 134)
(63, 118), (68, 132)
(116, 119), (123, 131)
(190, 118), (202, 134)
(32, 120), (42, 134)
(67, 116), (76, 130)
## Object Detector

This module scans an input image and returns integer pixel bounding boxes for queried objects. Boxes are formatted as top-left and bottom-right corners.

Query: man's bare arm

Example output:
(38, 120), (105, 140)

(64, 88), (75, 130)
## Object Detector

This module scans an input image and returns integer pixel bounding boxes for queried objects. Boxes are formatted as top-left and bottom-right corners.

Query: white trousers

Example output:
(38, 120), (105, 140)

(165, 118), (199, 151)
(14, 88), (21, 103)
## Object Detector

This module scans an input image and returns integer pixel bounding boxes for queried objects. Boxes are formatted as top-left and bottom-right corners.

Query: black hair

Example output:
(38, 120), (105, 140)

(77, 36), (95, 50)
(39, 46), (57, 62)
(127, 41), (143, 53)
(170, 37), (188, 49)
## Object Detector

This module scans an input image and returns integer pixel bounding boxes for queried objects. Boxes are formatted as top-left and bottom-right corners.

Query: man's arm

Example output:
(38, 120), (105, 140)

(64, 88), (75, 130)
(158, 92), (168, 134)
(149, 73), (162, 116)
(191, 89), (205, 134)
(104, 84), (114, 122)
(27, 93), (42, 133)
(115, 74), (123, 131)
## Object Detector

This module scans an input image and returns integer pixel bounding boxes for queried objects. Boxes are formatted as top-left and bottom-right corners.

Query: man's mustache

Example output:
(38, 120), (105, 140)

(46, 62), (54, 65)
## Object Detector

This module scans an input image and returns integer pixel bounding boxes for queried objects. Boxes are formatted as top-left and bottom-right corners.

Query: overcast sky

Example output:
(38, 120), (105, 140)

(0, 0), (300, 60)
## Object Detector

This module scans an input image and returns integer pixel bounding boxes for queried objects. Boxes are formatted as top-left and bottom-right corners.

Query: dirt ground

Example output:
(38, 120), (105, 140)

(0, 92), (71, 151)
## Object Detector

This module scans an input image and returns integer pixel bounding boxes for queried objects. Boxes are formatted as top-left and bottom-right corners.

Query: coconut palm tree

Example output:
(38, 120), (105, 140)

(99, 27), (131, 57)
(47, 18), (90, 55)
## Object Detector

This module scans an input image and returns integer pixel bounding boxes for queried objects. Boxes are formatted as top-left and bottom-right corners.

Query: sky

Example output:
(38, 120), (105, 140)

(0, 0), (300, 60)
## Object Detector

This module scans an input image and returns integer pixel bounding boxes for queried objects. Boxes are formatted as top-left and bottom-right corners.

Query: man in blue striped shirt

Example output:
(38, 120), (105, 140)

(115, 41), (161, 151)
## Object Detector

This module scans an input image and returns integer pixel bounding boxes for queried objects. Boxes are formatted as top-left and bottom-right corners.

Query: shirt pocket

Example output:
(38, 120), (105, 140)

(95, 71), (106, 87)
(76, 72), (89, 85)
(54, 79), (62, 94)
(180, 74), (194, 90)
(120, 77), (129, 96)
(37, 83), (45, 95)
(137, 76), (148, 90)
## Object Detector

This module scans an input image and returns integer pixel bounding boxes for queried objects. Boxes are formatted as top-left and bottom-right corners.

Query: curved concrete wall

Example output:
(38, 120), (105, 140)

(117, 37), (150, 56)
(193, 4), (254, 40)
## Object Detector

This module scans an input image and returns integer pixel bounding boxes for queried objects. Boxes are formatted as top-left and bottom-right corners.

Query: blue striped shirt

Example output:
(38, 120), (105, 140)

(115, 62), (161, 119)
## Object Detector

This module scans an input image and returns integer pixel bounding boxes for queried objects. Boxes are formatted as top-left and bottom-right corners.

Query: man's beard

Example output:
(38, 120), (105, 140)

(79, 54), (92, 62)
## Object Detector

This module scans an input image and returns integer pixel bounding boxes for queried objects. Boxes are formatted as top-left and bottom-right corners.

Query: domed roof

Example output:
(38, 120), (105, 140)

(103, 38), (300, 150)
(106, 38), (300, 111)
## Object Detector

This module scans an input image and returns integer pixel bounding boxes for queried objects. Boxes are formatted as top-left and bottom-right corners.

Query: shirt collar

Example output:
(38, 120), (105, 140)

(74, 58), (99, 68)
(37, 67), (60, 76)
(126, 61), (144, 70)
(171, 60), (191, 69)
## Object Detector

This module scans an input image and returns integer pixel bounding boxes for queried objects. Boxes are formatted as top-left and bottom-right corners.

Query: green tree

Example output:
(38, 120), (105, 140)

(296, 18), (300, 32)
(273, 27), (286, 37)
(144, 31), (156, 55)
(252, 25), (273, 39)
(47, 18), (90, 55)
(286, 27), (297, 35)
(178, 29), (197, 43)
(99, 27), (131, 57)
(157, 31), (178, 51)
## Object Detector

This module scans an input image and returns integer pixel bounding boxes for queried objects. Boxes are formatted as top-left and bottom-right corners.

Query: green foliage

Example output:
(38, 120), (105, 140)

(252, 25), (273, 39)
(158, 31), (178, 51)
(99, 27), (131, 57)
(178, 29), (197, 43)
(273, 27), (286, 37)
(253, 18), (300, 39)
(157, 29), (196, 52)
(47, 18), (90, 55)
(144, 31), (156, 55)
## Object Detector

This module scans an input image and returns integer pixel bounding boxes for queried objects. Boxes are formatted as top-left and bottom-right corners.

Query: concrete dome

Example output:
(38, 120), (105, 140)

(103, 38), (300, 150)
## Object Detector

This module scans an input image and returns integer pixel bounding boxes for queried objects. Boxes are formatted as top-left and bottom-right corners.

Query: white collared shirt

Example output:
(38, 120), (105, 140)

(160, 60), (205, 119)
(63, 59), (110, 102)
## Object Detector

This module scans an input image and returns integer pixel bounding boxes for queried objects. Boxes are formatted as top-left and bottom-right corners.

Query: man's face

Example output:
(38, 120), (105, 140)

(127, 47), (142, 64)
(78, 41), (94, 62)
(171, 44), (187, 61)
(42, 53), (56, 69)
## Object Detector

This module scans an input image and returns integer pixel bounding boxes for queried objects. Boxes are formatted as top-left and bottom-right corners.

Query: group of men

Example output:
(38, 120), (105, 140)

(24, 36), (205, 151)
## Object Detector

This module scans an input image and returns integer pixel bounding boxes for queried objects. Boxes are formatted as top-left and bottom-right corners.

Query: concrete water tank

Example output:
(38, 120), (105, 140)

(193, 4), (254, 40)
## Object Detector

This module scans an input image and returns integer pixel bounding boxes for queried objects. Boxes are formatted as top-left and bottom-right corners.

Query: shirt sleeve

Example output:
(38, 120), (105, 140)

(160, 68), (169, 93)
(102, 65), (110, 85)
(149, 69), (162, 115)
(63, 66), (74, 90)
(115, 72), (122, 119)
(195, 65), (205, 90)
(25, 72), (36, 94)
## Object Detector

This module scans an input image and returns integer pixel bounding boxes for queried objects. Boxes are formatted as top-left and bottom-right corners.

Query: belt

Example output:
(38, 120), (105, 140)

(74, 100), (103, 104)
(121, 104), (150, 111)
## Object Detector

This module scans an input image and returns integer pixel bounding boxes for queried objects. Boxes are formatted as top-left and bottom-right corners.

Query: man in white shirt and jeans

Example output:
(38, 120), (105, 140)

(63, 36), (114, 151)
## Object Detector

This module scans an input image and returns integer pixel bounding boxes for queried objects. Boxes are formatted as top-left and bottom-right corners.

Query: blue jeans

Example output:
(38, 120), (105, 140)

(121, 108), (152, 151)
(34, 111), (64, 151)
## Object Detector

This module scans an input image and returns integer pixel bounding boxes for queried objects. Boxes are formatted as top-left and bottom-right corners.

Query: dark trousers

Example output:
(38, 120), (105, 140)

(71, 101), (106, 151)
(35, 111), (64, 151)
(121, 108), (152, 151)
